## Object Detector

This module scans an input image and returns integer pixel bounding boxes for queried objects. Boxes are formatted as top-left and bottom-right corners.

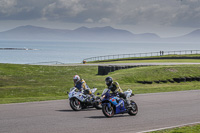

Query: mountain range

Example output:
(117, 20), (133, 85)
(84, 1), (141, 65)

(0, 25), (199, 42)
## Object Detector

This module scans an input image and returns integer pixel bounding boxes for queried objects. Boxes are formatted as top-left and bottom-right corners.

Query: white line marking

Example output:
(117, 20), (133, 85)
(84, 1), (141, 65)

(137, 121), (200, 133)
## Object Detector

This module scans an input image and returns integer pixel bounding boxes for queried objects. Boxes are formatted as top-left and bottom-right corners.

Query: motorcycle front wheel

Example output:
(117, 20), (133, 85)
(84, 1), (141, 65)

(69, 98), (82, 111)
(102, 104), (114, 117)
(94, 97), (102, 109)
(128, 100), (138, 116)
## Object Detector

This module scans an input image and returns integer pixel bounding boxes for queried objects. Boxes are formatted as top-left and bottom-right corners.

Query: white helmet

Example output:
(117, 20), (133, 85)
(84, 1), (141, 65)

(73, 75), (80, 84)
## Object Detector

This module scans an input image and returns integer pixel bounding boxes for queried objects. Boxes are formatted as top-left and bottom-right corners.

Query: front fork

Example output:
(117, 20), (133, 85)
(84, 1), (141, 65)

(103, 102), (112, 110)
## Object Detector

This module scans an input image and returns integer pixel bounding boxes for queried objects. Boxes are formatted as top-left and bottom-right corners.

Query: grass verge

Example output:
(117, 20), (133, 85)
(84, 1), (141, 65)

(1, 63), (200, 104)
(150, 124), (200, 133)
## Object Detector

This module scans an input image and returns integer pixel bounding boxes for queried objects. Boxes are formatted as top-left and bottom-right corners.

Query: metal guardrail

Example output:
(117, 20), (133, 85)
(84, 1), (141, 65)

(83, 50), (200, 62)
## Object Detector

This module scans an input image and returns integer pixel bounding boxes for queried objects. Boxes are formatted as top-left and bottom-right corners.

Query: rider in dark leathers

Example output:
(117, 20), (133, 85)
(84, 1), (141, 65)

(105, 77), (131, 107)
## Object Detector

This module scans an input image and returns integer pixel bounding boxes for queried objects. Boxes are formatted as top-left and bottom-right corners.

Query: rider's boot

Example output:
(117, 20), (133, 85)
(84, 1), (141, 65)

(85, 94), (91, 103)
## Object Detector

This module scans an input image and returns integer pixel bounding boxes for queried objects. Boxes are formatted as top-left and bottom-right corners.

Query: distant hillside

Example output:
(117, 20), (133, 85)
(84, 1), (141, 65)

(0, 25), (161, 42)
(0, 25), (71, 40)
(165, 29), (200, 42)
(181, 29), (200, 39)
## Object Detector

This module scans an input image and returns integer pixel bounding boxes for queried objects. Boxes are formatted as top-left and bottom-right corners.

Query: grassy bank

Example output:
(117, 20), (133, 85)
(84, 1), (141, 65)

(1, 64), (200, 104)
(150, 124), (200, 133)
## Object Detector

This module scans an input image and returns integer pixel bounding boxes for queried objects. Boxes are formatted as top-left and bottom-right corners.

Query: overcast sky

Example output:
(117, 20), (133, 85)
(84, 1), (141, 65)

(0, 0), (200, 37)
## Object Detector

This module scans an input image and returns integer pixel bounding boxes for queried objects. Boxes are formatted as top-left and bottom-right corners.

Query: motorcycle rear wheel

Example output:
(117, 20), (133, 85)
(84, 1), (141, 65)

(70, 98), (82, 111)
(128, 100), (138, 116)
(102, 104), (114, 117)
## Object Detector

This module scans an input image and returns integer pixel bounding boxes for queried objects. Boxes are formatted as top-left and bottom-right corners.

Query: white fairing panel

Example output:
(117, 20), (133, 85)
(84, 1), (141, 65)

(91, 88), (97, 94)
(124, 89), (132, 98)
(68, 87), (86, 102)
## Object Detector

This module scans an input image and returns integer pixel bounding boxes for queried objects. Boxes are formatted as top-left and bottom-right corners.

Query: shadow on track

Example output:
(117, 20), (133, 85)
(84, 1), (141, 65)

(86, 114), (130, 119)
(56, 108), (96, 112)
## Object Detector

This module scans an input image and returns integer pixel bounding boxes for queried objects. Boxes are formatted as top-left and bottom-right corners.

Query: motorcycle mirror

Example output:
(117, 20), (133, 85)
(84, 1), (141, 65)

(97, 93), (100, 95)
(67, 92), (69, 94)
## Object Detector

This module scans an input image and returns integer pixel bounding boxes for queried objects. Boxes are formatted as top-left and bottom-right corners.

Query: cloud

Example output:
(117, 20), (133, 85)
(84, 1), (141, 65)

(85, 18), (94, 23)
(42, 0), (116, 23)
(112, 0), (200, 28)
(0, 0), (17, 15)
(171, 0), (200, 27)
(98, 18), (111, 23)
(1, 0), (200, 28)
(42, 0), (86, 19)
(0, 0), (44, 20)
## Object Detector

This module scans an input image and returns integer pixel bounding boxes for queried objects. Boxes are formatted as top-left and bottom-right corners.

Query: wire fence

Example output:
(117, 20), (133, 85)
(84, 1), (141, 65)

(83, 50), (200, 62)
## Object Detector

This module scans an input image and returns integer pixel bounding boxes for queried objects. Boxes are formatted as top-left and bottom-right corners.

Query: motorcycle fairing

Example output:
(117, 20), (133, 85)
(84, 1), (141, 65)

(69, 91), (86, 102)
(90, 88), (97, 94)
(109, 97), (127, 114)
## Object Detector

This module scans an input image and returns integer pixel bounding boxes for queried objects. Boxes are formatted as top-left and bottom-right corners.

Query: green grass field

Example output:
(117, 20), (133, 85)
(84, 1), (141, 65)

(150, 124), (200, 133)
(1, 63), (200, 104)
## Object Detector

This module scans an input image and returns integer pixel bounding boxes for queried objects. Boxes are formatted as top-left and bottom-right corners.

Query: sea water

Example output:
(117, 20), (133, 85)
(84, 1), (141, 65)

(0, 40), (199, 64)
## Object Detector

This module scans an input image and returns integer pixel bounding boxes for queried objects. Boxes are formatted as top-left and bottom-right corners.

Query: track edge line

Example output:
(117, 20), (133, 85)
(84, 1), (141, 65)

(137, 121), (200, 133)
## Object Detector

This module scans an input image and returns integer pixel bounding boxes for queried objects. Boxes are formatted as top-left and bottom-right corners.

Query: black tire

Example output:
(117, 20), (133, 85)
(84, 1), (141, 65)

(128, 100), (138, 116)
(69, 98), (82, 111)
(102, 103), (114, 117)
(94, 97), (102, 109)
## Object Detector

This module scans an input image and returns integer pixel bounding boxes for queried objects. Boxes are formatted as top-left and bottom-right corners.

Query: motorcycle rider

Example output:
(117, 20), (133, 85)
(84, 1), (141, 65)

(105, 76), (131, 107)
(73, 75), (92, 101)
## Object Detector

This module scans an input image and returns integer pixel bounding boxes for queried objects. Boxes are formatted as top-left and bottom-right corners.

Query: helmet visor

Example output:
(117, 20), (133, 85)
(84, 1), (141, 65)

(105, 81), (111, 86)
(74, 79), (78, 84)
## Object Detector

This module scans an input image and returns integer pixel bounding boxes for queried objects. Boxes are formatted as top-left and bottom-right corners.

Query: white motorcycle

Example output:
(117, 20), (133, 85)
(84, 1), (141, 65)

(68, 87), (102, 111)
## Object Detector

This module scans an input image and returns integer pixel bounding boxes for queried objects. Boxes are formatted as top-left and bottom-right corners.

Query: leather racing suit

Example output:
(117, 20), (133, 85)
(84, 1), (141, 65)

(74, 79), (92, 95)
(107, 81), (130, 107)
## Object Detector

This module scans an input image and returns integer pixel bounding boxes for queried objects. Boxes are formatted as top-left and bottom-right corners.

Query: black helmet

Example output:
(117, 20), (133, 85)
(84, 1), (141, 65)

(105, 77), (113, 86)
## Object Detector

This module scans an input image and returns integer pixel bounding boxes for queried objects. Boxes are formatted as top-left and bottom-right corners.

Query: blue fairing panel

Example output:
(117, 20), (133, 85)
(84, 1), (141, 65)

(109, 97), (118, 105)
(115, 100), (126, 114)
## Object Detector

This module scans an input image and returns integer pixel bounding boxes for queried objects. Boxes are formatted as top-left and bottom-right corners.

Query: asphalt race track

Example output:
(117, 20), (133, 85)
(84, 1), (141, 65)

(0, 90), (200, 133)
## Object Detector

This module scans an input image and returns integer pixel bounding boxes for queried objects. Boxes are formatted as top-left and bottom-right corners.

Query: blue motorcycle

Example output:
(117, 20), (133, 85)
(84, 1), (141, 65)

(101, 89), (138, 117)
